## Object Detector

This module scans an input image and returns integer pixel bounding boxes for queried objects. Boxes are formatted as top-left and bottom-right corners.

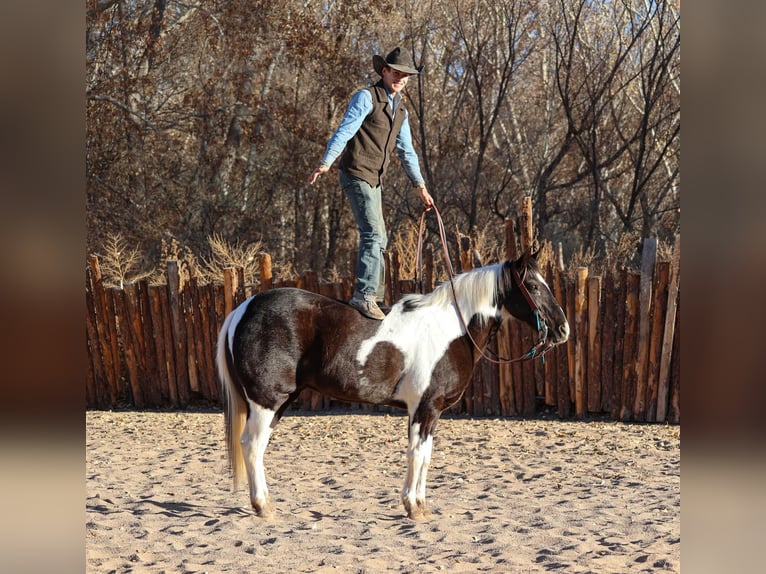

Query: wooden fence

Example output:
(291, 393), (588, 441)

(86, 226), (680, 424)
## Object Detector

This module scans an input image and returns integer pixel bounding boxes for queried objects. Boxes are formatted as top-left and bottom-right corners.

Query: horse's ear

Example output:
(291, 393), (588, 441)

(516, 247), (533, 268)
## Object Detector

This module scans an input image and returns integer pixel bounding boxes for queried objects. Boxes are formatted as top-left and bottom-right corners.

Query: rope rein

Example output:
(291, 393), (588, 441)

(415, 205), (552, 364)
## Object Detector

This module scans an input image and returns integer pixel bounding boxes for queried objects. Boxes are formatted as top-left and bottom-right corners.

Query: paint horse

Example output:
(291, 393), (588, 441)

(216, 249), (569, 520)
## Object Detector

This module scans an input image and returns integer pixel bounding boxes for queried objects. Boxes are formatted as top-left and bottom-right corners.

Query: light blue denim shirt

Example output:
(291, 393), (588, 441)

(320, 87), (425, 186)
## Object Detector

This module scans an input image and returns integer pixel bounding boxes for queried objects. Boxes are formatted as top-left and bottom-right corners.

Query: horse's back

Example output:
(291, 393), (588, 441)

(231, 287), (354, 347)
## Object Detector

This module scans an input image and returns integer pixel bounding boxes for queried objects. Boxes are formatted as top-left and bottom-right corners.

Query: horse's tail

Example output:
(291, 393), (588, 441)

(216, 309), (247, 490)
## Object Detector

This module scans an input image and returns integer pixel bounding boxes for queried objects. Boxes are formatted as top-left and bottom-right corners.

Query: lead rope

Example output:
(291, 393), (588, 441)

(416, 205), (551, 364)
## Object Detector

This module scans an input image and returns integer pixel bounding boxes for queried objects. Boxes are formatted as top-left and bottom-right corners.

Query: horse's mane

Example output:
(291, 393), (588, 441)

(400, 262), (505, 321)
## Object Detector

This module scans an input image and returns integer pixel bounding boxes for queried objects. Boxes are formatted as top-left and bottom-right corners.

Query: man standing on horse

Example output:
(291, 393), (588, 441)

(308, 47), (434, 320)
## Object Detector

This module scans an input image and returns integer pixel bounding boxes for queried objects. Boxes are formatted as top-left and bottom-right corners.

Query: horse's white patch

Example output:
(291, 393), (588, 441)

(226, 295), (255, 352)
(356, 264), (504, 414)
(530, 267), (550, 289)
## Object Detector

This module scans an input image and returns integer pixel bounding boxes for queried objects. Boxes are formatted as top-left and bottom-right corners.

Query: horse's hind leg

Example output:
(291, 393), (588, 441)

(241, 400), (276, 518)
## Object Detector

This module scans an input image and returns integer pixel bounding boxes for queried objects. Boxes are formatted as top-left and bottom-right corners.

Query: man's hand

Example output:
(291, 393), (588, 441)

(308, 164), (329, 185)
(417, 183), (434, 210)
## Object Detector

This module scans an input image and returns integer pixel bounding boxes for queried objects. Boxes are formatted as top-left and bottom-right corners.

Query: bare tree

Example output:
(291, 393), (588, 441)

(86, 0), (680, 276)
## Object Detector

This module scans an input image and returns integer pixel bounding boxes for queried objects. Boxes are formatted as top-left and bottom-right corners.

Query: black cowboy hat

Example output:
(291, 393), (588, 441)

(372, 47), (420, 76)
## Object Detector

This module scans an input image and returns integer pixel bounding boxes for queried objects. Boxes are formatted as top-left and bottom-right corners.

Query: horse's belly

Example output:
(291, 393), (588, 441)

(310, 340), (404, 406)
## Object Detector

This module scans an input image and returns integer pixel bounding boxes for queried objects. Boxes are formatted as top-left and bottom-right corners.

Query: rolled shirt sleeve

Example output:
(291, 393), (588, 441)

(395, 114), (425, 186)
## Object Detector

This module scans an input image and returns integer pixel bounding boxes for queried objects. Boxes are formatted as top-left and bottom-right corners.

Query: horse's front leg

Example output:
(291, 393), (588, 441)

(401, 413), (437, 521)
(415, 433), (434, 515)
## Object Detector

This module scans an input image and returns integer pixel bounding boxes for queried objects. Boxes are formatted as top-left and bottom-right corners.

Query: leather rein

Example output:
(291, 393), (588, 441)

(415, 205), (553, 364)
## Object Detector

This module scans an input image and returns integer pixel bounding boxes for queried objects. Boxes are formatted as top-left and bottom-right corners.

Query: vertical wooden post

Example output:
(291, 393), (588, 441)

(497, 321), (514, 415)
(600, 272), (617, 413)
(520, 196), (534, 253)
(303, 270), (319, 294)
(148, 285), (171, 405)
(587, 275), (602, 413)
(544, 264), (559, 408)
(137, 281), (162, 406)
(510, 317), (525, 415)
(554, 269), (570, 418)
(223, 268), (237, 317)
(121, 282), (146, 407)
(646, 262), (670, 421)
(669, 298), (681, 424)
(88, 256), (122, 406)
(458, 232), (473, 272)
(390, 250), (402, 303)
(521, 327), (536, 416)
(610, 269), (627, 419)
(633, 237), (657, 420)
(167, 260), (190, 406)
(158, 284), (179, 406)
(574, 267), (589, 418)
(657, 235), (681, 422)
(258, 252), (273, 292)
(197, 284), (218, 403)
(235, 267), (246, 304)
(620, 272), (640, 421)
(114, 283), (146, 409)
(85, 264), (107, 408)
(566, 280), (576, 407)
(423, 248), (434, 293)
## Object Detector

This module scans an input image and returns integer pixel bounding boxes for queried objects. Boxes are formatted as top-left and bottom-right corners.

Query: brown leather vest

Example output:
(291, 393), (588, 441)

(338, 81), (407, 187)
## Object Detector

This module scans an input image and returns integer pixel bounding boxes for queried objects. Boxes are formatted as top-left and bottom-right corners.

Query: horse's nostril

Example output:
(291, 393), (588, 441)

(559, 323), (570, 339)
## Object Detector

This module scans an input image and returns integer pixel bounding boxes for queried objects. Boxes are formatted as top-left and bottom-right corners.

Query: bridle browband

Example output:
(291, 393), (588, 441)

(416, 205), (554, 364)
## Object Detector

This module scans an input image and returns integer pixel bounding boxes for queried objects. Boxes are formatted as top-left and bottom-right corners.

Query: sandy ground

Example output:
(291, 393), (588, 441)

(86, 410), (680, 573)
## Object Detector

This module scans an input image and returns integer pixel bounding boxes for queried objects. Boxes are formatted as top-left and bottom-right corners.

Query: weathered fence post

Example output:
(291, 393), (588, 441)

(587, 275), (602, 413)
(88, 256), (121, 406)
(520, 196), (534, 252)
(223, 267), (237, 317)
(120, 282), (146, 407)
(458, 233), (473, 272)
(620, 272), (641, 421)
(634, 237), (657, 420)
(86, 259), (108, 408)
(647, 261), (671, 421)
(574, 267), (589, 418)
(167, 260), (190, 406)
(423, 247), (434, 293)
(657, 235), (681, 422)
(258, 253), (272, 292)
(600, 273), (617, 413)
(553, 268), (571, 418)
(390, 250), (402, 302)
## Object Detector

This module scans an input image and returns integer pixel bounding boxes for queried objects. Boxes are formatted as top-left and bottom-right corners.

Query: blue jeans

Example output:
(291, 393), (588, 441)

(340, 170), (387, 299)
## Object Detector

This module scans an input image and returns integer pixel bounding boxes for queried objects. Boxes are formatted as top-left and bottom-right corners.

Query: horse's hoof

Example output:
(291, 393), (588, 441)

(407, 508), (428, 521)
(404, 501), (432, 521)
(417, 502), (433, 520)
(252, 499), (275, 519)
